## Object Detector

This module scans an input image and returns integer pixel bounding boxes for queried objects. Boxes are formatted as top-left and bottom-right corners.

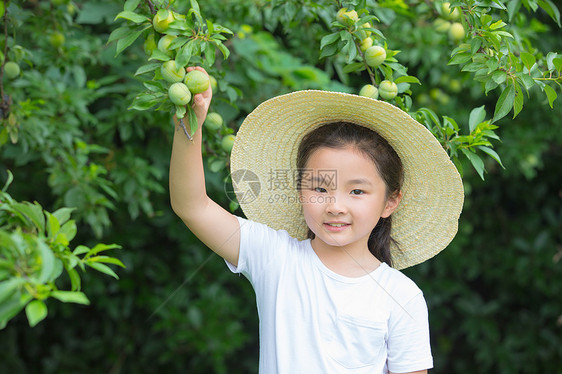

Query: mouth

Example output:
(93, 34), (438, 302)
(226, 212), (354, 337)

(323, 222), (350, 231)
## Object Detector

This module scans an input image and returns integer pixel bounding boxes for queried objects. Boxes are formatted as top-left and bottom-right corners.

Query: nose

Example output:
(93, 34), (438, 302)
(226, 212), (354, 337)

(325, 193), (347, 215)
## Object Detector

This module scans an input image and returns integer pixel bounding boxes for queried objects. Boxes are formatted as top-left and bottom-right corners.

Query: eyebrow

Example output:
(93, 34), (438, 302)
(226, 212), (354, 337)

(345, 178), (373, 186)
(311, 176), (372, 186)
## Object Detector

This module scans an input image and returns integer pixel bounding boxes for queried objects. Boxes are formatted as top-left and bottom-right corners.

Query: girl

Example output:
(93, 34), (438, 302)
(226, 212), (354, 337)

(170, 67), (464, 373)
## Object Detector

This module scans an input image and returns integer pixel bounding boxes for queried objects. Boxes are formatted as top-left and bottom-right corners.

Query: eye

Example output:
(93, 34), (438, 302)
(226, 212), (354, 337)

(314, 187), (327, 193)
(350, 189), (364, 195)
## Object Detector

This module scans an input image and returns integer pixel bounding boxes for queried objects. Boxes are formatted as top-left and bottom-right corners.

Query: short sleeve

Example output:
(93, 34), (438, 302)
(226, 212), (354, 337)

(225, 216), (290, 283)
(386, 292), (433, 373)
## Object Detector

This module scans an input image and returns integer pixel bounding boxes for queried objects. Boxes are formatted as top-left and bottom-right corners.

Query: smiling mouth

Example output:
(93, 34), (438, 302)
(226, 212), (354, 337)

(323, 222), (350, 231)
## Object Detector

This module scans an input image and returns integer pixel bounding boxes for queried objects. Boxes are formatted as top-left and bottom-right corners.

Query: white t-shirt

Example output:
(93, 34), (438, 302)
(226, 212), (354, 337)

(227, 216), (433, 374)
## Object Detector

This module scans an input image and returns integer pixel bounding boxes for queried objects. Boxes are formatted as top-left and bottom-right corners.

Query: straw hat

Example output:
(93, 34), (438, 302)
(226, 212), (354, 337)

(230, 90), (464, 269)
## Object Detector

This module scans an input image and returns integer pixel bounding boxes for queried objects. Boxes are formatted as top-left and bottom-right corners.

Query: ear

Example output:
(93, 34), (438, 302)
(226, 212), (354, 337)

(381, 190), (402, 218)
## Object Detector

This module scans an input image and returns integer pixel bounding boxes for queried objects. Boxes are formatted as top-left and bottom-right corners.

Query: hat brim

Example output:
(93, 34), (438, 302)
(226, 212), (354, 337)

(230, 90), (464, 269)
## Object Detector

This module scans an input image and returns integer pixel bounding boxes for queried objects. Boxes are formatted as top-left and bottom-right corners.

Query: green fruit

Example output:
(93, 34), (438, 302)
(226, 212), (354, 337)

(442, 2), (460, 20)
(379, 80), (398, 100)
(357, 22), (373, 40)
(359, 84), (379, 99)
(184, 70), (210, 94)
(448, 22), (465, 42)
(4, 62), (20, 79)
(433, 18), (451, 33)
(360, 37), (373, 52)
(205, 112), (224, 131)
(168, 83), (192, 106)
(221, 134), (236, 152)
(364, 45), (386, 67)
(209, 75), (218, 92)
(144, 33), (158, 56)
(161, 60), (185, 83)
(157, 35), (176, 56)
(153, 9), (174, 33)
(336, 8), (358, 26)
(449, 79), (462, 93)
(49, 32), (65, 48)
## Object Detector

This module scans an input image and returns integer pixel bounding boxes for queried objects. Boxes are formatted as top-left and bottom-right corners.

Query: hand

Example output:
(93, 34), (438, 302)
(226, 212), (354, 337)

(186, 66), (212, 126)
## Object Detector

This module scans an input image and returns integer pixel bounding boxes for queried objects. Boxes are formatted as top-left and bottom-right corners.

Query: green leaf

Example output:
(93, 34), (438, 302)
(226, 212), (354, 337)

(448, 52), (472, 65)
(13, 202), (44, 232)
(319, 43), (339, 59)
(0, 295), (28, 329)
(107, 26), (131, 44)
(395, 75), (421, 85)
(45, 212), (61, 239)
(478, 146), (505, 168)
(115, 28), (145, 56)
(513, 82), (524, 118)
(52, 207), (75, 226)
(175, 105), (187, 119)
(537, 0), (561, 27)
(489, 20), (506, 30)
(1, 170), (14, 192)
(59, 220), (77, 243)
(129, 92), (165, 111)
(88, 256), (126, 268)
(25, 300), (48, 328)
(553, 57), (562, 72)
(51, 291), (90, 305)
(0, 278), (24, 305)
(520, 52), (536, 71)
(320, 32), (340, 50)
(342, 62), (365, 74)
(124, 0), (142, 11)
(544, 85), (557, 108)
(149, 49), (172, 62)
(73, 245), (90, 256)
(546, 52), (558, 71)
(188, 105), (198, 137)
(135, 63), (160, 76)
(143, 80), (166, 93)
(469, 106), (487, 133)
(67, 268), (81, 291)
(176, 41), (195, 67)
(470, 37), (482, 55)
(493, 83), (515, 122)
(461, 148), (485, 180)
(85, 243), (121, 258)
(491, 70), (507, 84)
(37, 241), (56, 283)
(87, 262), (119, 279)
(216, 41), (230, 60)
(114, 11), (149, 24)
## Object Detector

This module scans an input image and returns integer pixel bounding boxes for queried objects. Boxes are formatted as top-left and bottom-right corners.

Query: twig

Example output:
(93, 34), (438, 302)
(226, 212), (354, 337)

(1, 0), (10, 118)
(178, 118), (193, 141)
(146, 0), (156, 15)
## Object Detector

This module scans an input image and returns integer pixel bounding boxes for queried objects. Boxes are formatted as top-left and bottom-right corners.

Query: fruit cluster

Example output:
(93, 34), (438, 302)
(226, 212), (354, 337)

(335, 7), (399, 101)
(149, 10), (212, 110)
(433, 2), (465, 43)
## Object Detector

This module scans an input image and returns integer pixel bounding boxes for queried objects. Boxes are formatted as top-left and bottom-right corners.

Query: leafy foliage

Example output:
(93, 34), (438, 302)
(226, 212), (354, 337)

(0, 172), (122, 329)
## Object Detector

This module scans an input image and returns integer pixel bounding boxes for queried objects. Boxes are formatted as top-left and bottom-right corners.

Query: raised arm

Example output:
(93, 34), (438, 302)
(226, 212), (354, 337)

(169, 67), (240, 266)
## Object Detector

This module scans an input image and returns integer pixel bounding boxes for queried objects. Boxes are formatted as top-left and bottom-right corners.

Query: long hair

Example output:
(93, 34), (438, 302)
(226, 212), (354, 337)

(296, 122), (404, 267)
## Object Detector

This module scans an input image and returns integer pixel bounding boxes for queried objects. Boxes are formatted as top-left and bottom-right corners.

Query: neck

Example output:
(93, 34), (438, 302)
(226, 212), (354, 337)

(310, 237), (381, 277)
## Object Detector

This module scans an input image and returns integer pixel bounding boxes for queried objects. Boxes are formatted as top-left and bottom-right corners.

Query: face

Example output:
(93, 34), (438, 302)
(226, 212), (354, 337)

(299, 146), (401, 253)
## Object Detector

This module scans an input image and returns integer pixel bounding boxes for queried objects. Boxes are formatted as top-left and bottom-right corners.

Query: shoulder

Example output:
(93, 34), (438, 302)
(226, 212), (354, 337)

(236, 216), (300, 244)
(376, 263), (423, 304)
